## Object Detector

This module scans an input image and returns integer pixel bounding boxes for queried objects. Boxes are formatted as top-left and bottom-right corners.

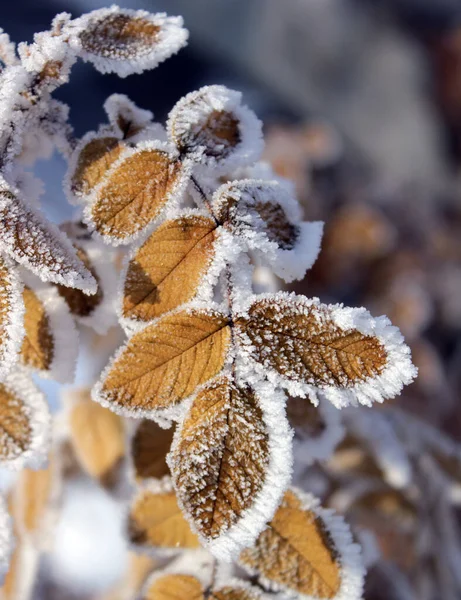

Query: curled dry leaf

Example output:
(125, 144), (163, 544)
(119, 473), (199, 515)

(70, 7), (188, 77)
(170, 378), (269, 547)
(215, 179), (299, 250)
(21, 286), (53, 372)
(0, 254), (24, 381)
(122, 214), (217, 325)
(0, 369), (50, 470)
(167, 85), (263, 168)
(66, 388), (125, 487)
(0, 185), (96, 293)
(128, 484), (199, 552)
(236, 293), (416, 408)
(131, 419), (174, 482)
(69, 134), (123, 199)
(85, 143), (186, 244)
(93, 308), (231, 419)
(240, 488), (364, 600)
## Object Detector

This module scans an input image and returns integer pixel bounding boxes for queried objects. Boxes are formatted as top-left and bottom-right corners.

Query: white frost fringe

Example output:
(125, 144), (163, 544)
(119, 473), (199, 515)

(0, 366), (51, 470)
(0, 495), (13, 582)
(236, 292), (417, 409)
(241, 487), (365, 600)
(68, 7), (189, 78)
(0, 253), (25, 382)
(168, 378), (293, 562)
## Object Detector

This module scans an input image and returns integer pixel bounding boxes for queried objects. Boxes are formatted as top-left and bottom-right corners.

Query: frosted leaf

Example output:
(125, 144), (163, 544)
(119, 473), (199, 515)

(56, 233), (118, 335)
(17, 27), (76, 92)
(66, 131), (124, 201)
(0, 367), (51, 470)
(68, 7), (188, 77)
(214, 179), (323, 282)
(64, 387), (126, 488)
(93, 306), (232, 421)
(129, 419), (174, 483)
(287, 396), (344, 466)
(235, 293), (417, 408)
(104, 93), (154, 139)
(0, 181), (96, 293)
(0, 254), (24, 381)
(82, 141), (190, 245)
(239, 488), (364, 600)
(20, 276), (79, 384)
(121, 212), (218, 327)
(167, 85), (263, 169)
(168, 376), (292, 561)
(128, 479), (199, 555)
(0, 496), (13, 581)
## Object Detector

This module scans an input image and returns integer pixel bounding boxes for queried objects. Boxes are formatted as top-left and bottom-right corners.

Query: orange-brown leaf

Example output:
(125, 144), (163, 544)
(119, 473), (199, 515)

(144, 574), (204, 600)
(128, 487), (199, 550)
(96, 309), (231, 415)
(20, 286), (54, 372)
(211, 588), (261, 600)
(171, 378), (269, 541)
(70, 136), (123, 198)
(240, 490), (341, 599)
(11, 461), (54, 536)
(68, 388), (125, 485)
(131, 419), (174, 481)
(87, 147), (183, 243)
(123, 215), (217, 323)
(0, 384), (33, 463)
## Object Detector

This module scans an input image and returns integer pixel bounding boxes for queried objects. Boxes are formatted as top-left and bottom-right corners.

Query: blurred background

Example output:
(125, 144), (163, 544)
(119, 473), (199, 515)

(3, 1), (461, 598)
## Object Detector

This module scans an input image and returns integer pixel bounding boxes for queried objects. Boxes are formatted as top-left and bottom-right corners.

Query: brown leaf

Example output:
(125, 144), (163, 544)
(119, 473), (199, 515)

(122, 215), (217, 323)
(144, 574), (204, 600)
(237, 297), (387, 392)
(128, 487), (199, 550)
(97, 309), (231, 415)
(57, 245), (103, 318)
(131, 419), (174, 481)
(240, 490), (341, 599)
(171, 378), (269, 541)
(0, 383), (33, 463)
(0, 189), (96, 291)
(87, 146), (184, 243)
(216, 182), (299, 250)
(70, 136), (123, 198)
(20, 286), (54, 372)
(80, 13), (161, 60)
(68, 388), (125, 484)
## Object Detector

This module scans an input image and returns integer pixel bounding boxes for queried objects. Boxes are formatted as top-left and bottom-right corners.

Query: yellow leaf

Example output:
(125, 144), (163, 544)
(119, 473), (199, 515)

(21, 287), (54, 372)
(11, 460), (54, 537)
(128, 487), (199, 550)
(131, 419), (174, 481)
(171, 378), (269, 541)
(122, 215), (217, 323)
(70, 136), (123, 198)
(144, 574), (204, 600)
(96, 309), (231, 416)
(87, 146), (184, 243)
(68, 388), (125, 485)
(240, 490), (342, 599)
